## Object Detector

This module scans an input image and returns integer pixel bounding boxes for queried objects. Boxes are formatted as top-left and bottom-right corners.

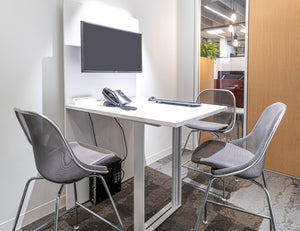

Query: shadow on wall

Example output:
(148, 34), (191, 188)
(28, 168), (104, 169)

(16, 0), (65, 229)
(42, 0), (64, 130)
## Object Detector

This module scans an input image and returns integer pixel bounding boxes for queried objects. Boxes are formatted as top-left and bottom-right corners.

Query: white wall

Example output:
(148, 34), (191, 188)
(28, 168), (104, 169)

(177, 0), (197, 149)
(177, 0), (195, 102)
(0, 1), (65, 230)
(129, 0), (178, 163)
(0, 0), (180, 229)
(63, 0), (139, 207)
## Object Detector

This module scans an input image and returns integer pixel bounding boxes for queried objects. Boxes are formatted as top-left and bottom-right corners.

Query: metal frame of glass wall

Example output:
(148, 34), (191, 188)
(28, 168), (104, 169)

(193, 0), (249, 139)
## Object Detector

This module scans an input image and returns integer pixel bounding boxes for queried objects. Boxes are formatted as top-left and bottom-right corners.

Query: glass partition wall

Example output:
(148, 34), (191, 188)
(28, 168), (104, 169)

(198, 0), (248, 141)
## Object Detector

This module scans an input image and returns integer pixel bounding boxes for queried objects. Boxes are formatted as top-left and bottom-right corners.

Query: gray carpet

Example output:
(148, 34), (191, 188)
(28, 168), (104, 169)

(151, 152), (300, 231)
(21, 165), (300, 231)
(21, 117), (300, 230)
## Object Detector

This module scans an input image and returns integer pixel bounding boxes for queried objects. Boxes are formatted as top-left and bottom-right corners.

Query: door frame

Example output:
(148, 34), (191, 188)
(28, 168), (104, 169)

(193, 0), (249, 142)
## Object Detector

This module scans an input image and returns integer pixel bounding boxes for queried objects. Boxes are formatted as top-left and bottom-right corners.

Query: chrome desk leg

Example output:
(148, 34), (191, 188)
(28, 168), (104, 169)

(172, 127), (182, 206)
(134, 122), (145, 231)
(144, 127), (182, 231)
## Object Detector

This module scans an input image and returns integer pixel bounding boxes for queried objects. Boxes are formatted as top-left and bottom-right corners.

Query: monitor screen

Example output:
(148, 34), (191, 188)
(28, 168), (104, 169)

(81, 21), (142, 73)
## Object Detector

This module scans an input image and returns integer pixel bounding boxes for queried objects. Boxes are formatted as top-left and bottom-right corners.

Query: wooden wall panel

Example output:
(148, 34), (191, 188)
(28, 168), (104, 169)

(200, 57), (214, 92)
(248, 0), (300, 177)
(199, 57), (214, 143)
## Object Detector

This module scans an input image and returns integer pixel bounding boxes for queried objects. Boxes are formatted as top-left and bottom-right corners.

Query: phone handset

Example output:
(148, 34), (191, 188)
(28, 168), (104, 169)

(102, 88), (137, 111)
(102, 88), (120, 106)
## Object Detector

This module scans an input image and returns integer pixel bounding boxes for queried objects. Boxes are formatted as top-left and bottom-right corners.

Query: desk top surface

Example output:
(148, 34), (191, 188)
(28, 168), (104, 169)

(66, 97), (227, 128)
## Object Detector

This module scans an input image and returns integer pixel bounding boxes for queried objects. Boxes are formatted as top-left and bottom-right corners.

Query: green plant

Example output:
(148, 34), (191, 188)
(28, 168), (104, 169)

(200, 38), (219, 60)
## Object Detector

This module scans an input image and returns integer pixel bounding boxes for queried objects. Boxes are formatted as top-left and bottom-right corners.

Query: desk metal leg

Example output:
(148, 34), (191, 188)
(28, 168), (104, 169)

(145, 127), (182, 231)
(134, 122), (145, 231)
(172, 127), (182, 206)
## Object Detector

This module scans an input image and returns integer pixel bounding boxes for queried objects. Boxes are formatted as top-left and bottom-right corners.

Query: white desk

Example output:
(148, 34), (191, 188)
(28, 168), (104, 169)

(66, 97), (227, 231)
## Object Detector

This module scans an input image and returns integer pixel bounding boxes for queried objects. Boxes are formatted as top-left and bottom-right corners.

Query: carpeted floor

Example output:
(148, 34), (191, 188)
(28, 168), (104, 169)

(150, 153), (300, 231)
(21, 119), (300, 230)
(22, 164), (300, 231)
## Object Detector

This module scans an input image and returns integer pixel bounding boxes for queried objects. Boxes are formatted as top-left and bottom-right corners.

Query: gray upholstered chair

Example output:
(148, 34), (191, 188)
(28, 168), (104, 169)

(191, 102), (286, 231)
(182, 89), (236, 154)
(13, 108), (124, 231)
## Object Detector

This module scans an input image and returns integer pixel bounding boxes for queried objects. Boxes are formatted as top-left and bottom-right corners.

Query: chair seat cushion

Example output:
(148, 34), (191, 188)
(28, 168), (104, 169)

(47, 142), (121, 184)
(186, 121), (228, 131)
(70, 142), (120, 167)
(191, 140), (254, 174)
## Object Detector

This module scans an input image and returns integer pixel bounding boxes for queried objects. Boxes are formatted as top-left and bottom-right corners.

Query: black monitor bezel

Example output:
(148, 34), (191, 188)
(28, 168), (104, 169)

(81, 21), (142, 73)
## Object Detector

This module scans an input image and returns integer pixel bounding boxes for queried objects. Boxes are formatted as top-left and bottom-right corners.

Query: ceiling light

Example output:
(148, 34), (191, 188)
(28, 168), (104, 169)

(233, 39), (238, 47)
(233, 34), (238, 47)
(204, 6), (231, 21)
(240, 29), (246, 33)
(206, 29), (225, 35)
(231, 13), (237, 22)
(215, 34), (225, 38)
(228, 24), (234, 33)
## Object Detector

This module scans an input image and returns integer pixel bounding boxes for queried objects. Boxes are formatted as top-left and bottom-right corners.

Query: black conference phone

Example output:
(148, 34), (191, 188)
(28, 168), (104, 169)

(102, 88), (137, 111)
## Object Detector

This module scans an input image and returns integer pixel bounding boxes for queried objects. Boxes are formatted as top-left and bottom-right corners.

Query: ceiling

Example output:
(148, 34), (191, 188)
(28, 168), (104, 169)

(201, 0), (246, 45)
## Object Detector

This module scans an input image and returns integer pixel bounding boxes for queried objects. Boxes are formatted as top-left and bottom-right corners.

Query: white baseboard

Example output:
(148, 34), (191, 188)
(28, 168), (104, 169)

(145, 146), (172, 165)
(0, 195), (66, 231)
(145, 141), (194, 166)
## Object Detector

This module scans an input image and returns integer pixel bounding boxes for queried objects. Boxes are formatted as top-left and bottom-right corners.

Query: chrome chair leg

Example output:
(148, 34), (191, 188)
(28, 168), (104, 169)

(222, 177), (226, 201)
(54, 184), (64, 231)
(197, 131), (202, 145)
(12, 176), (43, 231)
(98, 175), (124, 230)
(203, 202), (208, 224)
(182, 130), (197, 155)
(262, 170), (273, 229)
(212, 132), (220, 140)
(262, 170), (268, 189)
(264, 185), (277, 231)
(252, 180), (277, 231)
(227, 133), (232, 141)
(194, 177), (216, 231)
(73, 183), (79, 230)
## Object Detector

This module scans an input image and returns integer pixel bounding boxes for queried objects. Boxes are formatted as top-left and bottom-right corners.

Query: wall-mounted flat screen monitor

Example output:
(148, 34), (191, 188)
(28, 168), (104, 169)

(81, 21), (142, 73)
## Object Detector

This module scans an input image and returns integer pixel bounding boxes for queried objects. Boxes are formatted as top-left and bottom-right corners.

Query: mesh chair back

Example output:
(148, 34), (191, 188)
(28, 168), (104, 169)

(15, 109), (88, 183)
(230, 102), (286, 178)
(196, 89), (236, 133)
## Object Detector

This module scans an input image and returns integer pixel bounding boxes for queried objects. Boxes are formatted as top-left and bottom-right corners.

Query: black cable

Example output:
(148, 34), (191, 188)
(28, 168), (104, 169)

(88, 114), (126, 181)
(87, 112), (98, 147)
(87, 113), (127, 163)
(114, 117), (128, 163)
